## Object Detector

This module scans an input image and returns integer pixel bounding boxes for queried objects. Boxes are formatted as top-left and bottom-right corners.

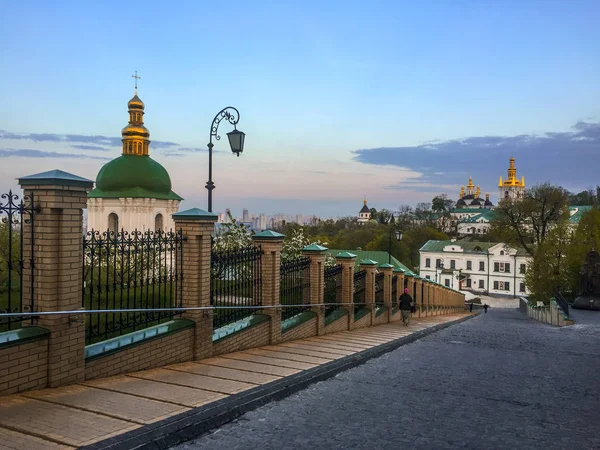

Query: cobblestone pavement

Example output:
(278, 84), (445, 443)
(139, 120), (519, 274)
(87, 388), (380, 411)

(173, 309), (600, 450)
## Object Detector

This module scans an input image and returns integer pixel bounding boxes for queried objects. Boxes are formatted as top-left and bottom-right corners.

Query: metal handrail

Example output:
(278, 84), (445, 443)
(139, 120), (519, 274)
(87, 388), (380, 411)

(554, 288), (570, 318)
(0, 303), (381, 318)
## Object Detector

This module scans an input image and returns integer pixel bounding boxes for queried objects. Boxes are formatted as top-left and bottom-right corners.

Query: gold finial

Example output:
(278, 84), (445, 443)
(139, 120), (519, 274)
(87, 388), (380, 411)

(364, 196), (367, 206)
(132, 70), (141, 94)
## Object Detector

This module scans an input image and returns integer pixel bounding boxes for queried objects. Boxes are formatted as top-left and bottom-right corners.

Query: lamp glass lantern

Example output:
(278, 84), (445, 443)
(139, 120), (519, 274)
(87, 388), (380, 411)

(395, 230), (402, 241)
(227, 128), (246, 157)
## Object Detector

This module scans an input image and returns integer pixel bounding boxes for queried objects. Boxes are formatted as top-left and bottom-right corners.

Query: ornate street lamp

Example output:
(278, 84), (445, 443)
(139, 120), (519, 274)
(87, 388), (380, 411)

(387, 214), (402, 264)
(436, 261), (444, 283)
(206, 107), (245, 212)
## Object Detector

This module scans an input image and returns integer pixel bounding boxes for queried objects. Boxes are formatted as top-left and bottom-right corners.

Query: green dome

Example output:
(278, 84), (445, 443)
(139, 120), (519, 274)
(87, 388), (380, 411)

(88, 155), (182, 200)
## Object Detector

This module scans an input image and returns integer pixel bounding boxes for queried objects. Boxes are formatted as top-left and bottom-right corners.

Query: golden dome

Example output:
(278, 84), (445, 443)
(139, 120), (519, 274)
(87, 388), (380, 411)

(121, 124), (149, 137)
(128, 94), (145, 110)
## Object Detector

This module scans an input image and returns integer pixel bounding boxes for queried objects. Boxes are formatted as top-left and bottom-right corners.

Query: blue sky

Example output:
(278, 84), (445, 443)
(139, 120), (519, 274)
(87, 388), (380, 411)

(1, 0), (599, 217)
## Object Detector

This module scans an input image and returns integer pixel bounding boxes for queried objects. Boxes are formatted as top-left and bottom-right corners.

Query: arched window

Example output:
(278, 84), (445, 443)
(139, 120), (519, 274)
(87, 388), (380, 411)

(155, 213), (164, 232)
(108, 213), (119, 234)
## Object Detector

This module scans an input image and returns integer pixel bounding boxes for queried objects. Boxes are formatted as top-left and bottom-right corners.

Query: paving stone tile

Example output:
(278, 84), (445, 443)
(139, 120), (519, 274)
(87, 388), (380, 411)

(222, 352), (317, 370)
(0, 427), (74, 450)
(128, 368), (255, 395)
(247, 347), (338, 363)
(200, 357), (300, 377)
(24, 384), (188, 425)
(0, 396), (137, 447)
(83, 376), (226, 408)
(172, 362), (281, 385)
(275, 342), (355, 357)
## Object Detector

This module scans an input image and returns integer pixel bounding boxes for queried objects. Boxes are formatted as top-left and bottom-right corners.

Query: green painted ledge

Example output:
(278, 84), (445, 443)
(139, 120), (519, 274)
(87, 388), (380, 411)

(375, 305), (388, 317)
(0, 326), (50, 349)
(324, 308), (348, 326)
(281, 311), (317, 333)
(354, 306), (371, 322)
(213, 314), (270, 342)
(85, 319), (195, 361)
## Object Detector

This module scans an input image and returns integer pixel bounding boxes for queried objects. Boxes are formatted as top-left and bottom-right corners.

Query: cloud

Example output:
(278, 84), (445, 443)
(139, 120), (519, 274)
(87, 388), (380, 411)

(352, 121), (600, 193)
(71, 144), (108, 151)
(0, 149), (110, 160)
(0, 130), (194, 154)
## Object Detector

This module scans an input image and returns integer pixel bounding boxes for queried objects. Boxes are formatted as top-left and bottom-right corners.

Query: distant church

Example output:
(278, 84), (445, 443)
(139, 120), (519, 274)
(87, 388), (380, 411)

(498, 157), (525, 200)
(87, 81), (182, 233)
(358, 199), (371, 223)
(455, 177), (494, 210)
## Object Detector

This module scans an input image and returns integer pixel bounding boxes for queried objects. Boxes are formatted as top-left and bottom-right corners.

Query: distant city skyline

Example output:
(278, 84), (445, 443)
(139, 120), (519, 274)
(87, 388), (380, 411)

(1, 1), (599, 217)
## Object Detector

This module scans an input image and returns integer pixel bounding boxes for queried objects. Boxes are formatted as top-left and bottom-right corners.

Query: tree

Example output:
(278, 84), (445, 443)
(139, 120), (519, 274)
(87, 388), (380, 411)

(564, 208), (600, 294)
(491, 183), (570, 257)
(432, 194), (454, 213)
(568, 187), (599, 206)
(369, 208), (378, 222)
(281, 228), (336, 267)
(375, 208), (393, 225)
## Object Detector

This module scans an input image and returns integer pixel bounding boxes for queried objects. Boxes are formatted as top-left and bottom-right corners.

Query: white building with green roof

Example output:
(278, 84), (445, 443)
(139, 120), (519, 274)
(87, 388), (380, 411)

(419, 240), (531, 297)
(87, 90), (182, 233)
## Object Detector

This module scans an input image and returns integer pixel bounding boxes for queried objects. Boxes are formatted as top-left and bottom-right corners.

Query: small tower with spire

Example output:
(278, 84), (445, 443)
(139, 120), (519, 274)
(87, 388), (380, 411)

(358, 197), (372, 224)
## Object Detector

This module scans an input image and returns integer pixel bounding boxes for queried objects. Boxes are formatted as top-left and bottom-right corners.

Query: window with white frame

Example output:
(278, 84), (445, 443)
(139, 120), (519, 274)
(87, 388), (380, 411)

(493, 281), (510, 291)
(494, 262), (511, 273)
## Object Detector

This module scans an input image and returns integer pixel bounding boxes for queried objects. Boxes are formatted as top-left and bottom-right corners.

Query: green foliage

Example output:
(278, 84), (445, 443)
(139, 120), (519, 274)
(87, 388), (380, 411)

(0, 223), (22, 293)
(491, 183), (570, 257)
(568, 187), (600, 206)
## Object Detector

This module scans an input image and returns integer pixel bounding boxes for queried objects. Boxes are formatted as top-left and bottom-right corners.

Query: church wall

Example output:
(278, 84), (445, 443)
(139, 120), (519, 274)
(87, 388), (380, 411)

(87, 197), (180, 233)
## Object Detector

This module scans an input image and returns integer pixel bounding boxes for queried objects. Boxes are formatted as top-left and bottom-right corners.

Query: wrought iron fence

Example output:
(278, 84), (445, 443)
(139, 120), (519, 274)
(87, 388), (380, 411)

(82, 229), (184, 345)
(375, 272), (385, 307)
(353, 270), (366, 314)
(211, 244), (262, 329)
(324, 264), (343, 316)
(392, 275), (398, 310)
(0, 191), (36, 332)
(280, 257), (311, 321)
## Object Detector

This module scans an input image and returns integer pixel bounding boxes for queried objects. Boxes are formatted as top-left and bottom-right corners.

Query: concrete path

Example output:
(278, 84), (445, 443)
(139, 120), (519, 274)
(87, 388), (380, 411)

(174, 309), (600, 450)
(0, 314), (466, 449)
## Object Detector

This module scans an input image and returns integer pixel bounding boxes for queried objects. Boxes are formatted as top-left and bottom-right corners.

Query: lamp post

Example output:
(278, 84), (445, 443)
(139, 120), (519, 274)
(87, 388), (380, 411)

(387, 215), (402, 264)
(206, 107), (245, 213)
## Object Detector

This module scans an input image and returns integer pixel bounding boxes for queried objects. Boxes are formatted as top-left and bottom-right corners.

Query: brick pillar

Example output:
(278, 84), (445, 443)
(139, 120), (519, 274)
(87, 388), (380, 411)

(379, 264), (394, 322)
(172, 208), (217, 360)
(394, 270), (404, 308)
(360, 260), (377, 324)
(336, 252), (356, 330)
(302, 244), (327, 335)
(415, 278), (423, 318)
(252, 231), (285, 345)
(18, 170), (93, 388)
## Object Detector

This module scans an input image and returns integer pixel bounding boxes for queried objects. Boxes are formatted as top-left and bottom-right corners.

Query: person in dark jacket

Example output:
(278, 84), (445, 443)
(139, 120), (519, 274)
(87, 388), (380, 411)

(469, 302), (473, 312)
(399, 288), (413, 326)
(483, 304), (489, 313)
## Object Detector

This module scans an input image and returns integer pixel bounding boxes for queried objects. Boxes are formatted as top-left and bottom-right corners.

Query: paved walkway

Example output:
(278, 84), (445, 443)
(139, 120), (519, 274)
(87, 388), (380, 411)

(174, 309), (600, 450)
(0, 314), (466, 449)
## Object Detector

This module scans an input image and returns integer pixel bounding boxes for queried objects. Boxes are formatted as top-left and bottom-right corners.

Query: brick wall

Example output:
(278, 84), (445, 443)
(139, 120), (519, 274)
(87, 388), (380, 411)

(85, 328), (194, 380)
(280, 317), (317, 343)
(213, 320), (271, 356)
(325, 314), (349, 334)
(390, 310), (401, 323)
(373, 309), (389, 325)
(0, 338), (48, 396)
(353, 311), (372, 330)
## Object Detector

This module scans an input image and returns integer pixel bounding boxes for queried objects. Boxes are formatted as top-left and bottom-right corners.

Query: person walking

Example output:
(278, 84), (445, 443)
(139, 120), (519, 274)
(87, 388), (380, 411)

(483, 304), (489, 314)
(399, 288), (413, 326)
(469, 302), (473, 313)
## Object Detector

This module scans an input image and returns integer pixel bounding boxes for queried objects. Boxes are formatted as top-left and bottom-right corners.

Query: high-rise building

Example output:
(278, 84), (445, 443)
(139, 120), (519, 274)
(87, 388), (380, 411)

(242, 208), (249, 222)
(295, 214), (303, 224)
(217, 212), (224, 223)
(259, 214), (267, 230)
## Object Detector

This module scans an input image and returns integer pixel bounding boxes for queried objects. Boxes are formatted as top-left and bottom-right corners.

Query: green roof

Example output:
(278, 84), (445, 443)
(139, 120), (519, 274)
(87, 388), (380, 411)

(569, 206), (594, 224)
(327, 249), (413, 273)
(172, 208), (217, 220)
(19, 169), (93, 188)
(460, 210), (496, 223)
(253, 230), (285, 240)
(451, 208), (486, 214)
(419, 240), (528, 256)
(88, 155), (182, 200)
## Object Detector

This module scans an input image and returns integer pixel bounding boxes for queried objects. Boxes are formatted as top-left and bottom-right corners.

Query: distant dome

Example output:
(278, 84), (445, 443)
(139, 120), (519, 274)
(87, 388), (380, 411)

(456, 199), (466, 207)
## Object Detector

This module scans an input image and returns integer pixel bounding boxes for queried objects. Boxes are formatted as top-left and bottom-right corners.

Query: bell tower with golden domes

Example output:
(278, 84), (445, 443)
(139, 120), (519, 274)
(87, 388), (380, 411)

(498, 157), (525, 201)
(122, 73), (150, 156)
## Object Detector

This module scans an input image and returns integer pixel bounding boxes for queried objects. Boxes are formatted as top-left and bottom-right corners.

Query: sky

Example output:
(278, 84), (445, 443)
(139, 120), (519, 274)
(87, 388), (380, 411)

(1, 0), (599, 218)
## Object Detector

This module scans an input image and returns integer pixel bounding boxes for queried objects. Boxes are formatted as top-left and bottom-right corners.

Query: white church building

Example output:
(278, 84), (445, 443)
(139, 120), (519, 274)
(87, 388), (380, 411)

(87, 89), (182, 233)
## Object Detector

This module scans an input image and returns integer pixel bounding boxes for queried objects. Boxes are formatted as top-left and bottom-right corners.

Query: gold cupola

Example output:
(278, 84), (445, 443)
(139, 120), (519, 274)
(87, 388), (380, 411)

(121, 77), (150, 156)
